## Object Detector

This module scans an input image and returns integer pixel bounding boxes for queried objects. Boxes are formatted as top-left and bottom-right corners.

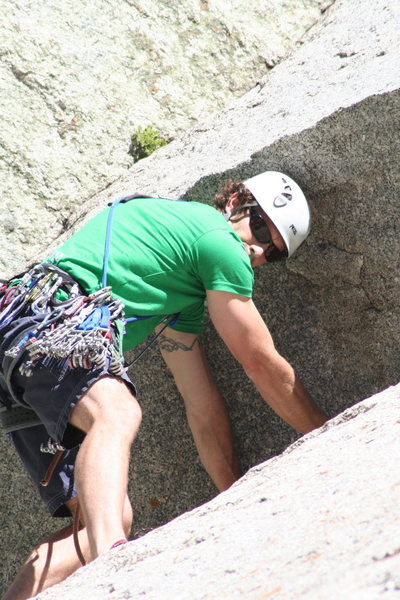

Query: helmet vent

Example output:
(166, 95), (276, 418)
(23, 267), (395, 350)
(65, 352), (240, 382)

(281, 177), (293, 200)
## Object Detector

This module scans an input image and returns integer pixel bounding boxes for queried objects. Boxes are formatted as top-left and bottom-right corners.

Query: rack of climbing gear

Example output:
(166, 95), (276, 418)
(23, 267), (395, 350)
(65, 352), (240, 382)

(2, 265), (126, 379)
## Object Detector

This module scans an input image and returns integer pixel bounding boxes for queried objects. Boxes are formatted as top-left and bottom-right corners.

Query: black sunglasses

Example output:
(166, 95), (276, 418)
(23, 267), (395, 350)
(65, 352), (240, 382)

(249, 207), (288, 262)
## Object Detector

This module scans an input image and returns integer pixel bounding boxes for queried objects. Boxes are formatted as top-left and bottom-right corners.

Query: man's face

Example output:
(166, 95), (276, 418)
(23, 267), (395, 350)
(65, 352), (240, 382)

(225, 194), (287, 268)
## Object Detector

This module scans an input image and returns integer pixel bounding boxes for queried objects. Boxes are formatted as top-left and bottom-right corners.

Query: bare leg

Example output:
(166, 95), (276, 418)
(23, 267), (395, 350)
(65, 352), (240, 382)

(68, 376), (141, 558)
(3, 494), (133, 600)
(4, 377), (138, 599)
(2, 497), (87, 600)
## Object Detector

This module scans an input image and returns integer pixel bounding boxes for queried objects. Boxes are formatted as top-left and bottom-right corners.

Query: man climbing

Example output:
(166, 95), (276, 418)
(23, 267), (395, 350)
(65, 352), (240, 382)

(1, 171), (328, 599)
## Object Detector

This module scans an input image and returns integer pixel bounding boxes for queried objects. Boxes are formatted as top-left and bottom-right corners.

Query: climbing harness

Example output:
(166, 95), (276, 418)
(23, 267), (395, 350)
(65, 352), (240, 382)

(0, 197), (152, 390)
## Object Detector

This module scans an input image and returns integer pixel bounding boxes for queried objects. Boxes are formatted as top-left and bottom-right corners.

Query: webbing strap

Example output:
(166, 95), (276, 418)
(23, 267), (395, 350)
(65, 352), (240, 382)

(101, 194), (182, 334)
(102, 194), (154, 289)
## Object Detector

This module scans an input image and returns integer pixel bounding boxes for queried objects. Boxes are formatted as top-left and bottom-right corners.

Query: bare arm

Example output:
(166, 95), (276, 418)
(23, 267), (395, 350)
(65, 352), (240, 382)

(206, 290), (328, 434)
(157, 327), (241, 491)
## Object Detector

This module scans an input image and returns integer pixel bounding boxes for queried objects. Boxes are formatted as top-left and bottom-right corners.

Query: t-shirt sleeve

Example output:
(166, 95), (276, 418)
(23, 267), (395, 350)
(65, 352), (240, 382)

(191, 228), (254, 296)
(171, 228), (254, 335)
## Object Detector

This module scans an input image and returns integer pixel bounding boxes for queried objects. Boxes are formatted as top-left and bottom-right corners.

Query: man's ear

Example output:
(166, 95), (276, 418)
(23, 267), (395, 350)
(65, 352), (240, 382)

(225, 192), (240, 213)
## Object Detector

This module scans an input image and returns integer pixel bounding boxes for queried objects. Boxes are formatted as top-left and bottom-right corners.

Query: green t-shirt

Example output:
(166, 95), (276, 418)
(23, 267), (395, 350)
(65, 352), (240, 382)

(46, 197), (254, 350)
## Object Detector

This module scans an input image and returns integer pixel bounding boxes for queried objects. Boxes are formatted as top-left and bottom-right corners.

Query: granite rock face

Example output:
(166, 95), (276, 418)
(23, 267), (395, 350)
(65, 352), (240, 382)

(34, 384), (400, 599)
(0, 0), (331, 276)
(1, 0), (399, 595)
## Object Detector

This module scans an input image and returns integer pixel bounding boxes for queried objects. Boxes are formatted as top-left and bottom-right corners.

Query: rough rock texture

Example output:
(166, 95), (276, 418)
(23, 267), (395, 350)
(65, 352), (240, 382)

(35, 384), (400, 599)
(0, 0), (331, 276)
(1, 0), (399, 594)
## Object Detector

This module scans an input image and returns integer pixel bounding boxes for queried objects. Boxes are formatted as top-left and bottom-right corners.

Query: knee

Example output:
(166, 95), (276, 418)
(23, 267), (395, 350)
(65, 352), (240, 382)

(104, 392), (142, 437)
(71, 378), (142, 437)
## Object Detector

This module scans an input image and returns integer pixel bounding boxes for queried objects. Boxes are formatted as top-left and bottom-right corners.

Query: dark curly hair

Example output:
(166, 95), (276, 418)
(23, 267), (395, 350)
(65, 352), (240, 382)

(213, 181), (256, 212)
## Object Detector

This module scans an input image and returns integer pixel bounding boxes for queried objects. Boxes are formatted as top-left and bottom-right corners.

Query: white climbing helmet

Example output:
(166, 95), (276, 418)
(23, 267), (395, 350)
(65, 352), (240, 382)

(243, 171), (311, 257)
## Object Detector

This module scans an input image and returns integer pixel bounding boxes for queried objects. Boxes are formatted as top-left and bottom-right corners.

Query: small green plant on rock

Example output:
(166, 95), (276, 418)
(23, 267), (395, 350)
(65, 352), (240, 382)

(129, 125), (170, 161)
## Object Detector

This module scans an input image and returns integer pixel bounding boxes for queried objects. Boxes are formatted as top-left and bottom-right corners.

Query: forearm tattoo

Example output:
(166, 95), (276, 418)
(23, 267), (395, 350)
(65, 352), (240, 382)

(158, 334), (199, 353)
